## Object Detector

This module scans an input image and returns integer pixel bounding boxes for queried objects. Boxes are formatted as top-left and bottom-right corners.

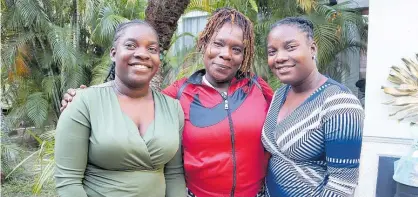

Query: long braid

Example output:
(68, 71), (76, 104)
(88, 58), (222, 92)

(104, 19), (158, 82)
(104, 62), (116, 82)
(197, 7), (255, 76)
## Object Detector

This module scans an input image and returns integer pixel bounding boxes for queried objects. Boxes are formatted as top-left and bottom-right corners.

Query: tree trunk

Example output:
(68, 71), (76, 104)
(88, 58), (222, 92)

(145, 0), (190, 91)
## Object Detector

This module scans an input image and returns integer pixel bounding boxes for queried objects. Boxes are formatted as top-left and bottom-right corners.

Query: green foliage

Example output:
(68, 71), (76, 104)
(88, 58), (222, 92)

(1, 0), (368, 194)
(31, 130), (56, 194)
(1, 1), (146, 192)
(173, 0), (367, 89)
(1, 0), (148, 129)
(1, 132), (24, 177)
(2, 129), (56, 195)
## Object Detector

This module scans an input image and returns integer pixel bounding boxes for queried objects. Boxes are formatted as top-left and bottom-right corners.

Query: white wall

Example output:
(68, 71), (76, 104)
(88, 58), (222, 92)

(356, 0), (418, 196)
(363, 0), (418, 140)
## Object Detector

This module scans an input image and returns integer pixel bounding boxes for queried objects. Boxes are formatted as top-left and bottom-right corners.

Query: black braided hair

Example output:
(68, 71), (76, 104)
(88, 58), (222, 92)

(270, 16), (315, 42)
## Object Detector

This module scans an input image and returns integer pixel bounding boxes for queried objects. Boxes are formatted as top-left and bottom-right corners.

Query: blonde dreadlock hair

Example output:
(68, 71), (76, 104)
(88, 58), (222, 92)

(197, 7), (255, 77)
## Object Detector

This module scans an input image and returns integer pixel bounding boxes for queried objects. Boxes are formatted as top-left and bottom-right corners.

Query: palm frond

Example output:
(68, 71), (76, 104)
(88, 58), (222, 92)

(39, 129), (56, 142)
(1, 132), (23, 176)
(14, 0), (50, 29)
(92, 6), (129, 46)
(42, 76), (61, 99)
(25, 92), (49, 128)
(91, 52), (112, 85)
(185, 0), (221, 14)
(26, 130), (55, 194)
(297, 0), (317, 13)
(79, 0), (102, 26)
(2, 32), (37, 71)
(162, 45), (199, 87)
(176, 52), (205, 80)
(61, 64), (90, 93)
(5, 150), (39, 180)
(4, 104), (28, 129)
(47, 25), (78, 67)
(32, 158), (55, 194)
(249, 0), (258, 13)
(313, 22), (341, 67)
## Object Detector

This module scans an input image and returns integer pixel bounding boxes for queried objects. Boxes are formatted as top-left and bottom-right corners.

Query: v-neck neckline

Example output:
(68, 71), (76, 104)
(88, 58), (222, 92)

(275, 78), (330, 125)
(110, 86), (157, 141)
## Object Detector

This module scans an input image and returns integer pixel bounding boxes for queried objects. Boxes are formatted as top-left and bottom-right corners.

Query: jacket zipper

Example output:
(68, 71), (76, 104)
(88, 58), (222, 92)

(221, 92), (237, 197)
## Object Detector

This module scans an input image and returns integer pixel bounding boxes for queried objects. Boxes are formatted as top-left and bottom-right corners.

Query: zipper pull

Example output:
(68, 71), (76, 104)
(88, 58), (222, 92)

(225, 100), (229, 110)
(221, 92), (229, 110)
(224, 99), (229, 110)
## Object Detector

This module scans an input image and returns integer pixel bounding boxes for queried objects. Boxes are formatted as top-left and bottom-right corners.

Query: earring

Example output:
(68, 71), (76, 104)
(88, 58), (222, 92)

(312, 55), (316, 60)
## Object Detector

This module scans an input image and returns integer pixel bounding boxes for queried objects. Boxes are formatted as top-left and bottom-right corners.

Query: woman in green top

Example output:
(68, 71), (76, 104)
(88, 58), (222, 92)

(54, 19), (186, 197)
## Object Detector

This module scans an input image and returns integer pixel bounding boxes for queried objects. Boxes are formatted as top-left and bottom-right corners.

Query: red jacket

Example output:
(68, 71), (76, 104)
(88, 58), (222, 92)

(162, 70), (273, 197)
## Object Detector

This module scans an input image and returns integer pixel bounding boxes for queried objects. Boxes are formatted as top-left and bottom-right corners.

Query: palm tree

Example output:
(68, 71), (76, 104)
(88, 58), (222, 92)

(145, 0), (191, 91)
(1, 0), (149, 129)
(1, 0), (165, 193)
(1, 0), (88, 129)
(168, 0), (367, 90)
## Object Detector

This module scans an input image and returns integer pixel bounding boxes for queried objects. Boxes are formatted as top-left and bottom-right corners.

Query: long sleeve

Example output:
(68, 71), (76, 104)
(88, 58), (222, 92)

(54, 90), (90, 197)
(321, 93), (365, 197)
(164, 102), (186, 197)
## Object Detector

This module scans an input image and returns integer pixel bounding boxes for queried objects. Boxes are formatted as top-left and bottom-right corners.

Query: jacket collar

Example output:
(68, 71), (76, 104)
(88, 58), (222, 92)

(186, 69), (251, 85)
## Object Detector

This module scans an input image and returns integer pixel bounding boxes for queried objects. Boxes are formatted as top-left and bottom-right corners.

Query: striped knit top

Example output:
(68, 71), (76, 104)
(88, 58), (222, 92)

(262, 78), (364, 197)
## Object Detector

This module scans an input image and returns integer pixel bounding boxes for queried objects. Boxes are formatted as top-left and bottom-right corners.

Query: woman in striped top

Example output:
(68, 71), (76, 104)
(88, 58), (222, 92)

(262, 17), (364, 197)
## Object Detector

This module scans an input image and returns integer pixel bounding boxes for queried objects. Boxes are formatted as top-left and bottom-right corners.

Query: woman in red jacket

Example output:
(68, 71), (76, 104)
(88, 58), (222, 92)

(61, 7), (273, 197)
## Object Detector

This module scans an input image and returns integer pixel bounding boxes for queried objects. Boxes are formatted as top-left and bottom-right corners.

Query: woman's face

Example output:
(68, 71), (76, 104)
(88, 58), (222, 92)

(203, 23), (244, 83)
(110, 24), (160, 88)
(267, 25), (317, 85)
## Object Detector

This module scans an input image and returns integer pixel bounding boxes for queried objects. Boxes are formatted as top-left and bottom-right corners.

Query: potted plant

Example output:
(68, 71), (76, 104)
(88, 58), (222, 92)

(382, 53), (418, 196)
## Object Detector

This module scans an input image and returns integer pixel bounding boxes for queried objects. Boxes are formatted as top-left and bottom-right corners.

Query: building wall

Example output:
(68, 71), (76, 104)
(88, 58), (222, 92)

(355, 0), (418, 196)
(171, 11), (208, 54)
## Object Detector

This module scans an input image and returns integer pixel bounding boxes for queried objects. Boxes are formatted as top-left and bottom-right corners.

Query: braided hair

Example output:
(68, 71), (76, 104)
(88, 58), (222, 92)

(270, 16), (315, 43)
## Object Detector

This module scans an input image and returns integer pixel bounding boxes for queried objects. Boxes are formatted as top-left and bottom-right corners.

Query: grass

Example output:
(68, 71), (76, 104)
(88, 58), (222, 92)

(1, 175), (57, 197)
(1, 145), (57, 197)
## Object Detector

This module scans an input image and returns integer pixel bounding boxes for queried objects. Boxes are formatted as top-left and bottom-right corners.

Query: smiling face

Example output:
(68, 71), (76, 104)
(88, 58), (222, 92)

(203, 23), (244, 83)
(110, 24), (160, 88)
(267, 25), (317, 85)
